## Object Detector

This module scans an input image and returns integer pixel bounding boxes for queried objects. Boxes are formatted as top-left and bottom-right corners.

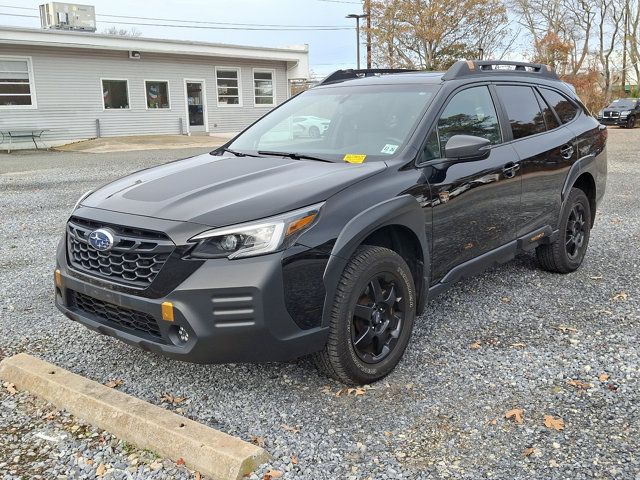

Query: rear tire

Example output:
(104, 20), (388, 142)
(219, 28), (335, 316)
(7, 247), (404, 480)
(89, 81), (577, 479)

(309, 126), (321, 138)
(312, 246), (416, 385)
(536, 188), (591, 273)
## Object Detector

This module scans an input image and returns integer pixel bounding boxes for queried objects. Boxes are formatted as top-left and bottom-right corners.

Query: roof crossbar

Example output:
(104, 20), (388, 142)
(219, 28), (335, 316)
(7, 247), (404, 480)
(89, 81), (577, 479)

(443, 60), (560, 81)
(318, 68), (417, 86)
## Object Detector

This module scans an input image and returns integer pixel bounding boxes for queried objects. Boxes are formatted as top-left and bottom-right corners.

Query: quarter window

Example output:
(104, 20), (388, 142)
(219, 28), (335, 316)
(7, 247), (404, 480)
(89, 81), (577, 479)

(216, 68), (241, 106)
(534, 89), (560, 130)
(102, 79), (129, 109)
(496, 85), (545, 140)
(539, 88), (579, 123)
(0, 57), (36, 108)
(253, 70), (275, 106)
(145, 81), (170, 109)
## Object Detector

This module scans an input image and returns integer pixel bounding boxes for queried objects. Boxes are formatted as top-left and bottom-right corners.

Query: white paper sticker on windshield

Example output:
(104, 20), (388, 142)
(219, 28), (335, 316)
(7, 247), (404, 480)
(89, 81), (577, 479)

(381, 144), (398, 155)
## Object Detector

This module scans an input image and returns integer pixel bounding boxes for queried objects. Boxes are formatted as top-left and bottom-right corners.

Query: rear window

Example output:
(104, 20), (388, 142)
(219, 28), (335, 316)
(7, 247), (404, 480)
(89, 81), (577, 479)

(496, 85), (545, 140)
(540, 88), (578, 123)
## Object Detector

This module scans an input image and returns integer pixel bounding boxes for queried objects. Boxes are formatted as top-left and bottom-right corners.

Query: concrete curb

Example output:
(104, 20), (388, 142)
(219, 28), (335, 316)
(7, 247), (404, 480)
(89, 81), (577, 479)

(0, 353), (270, 480)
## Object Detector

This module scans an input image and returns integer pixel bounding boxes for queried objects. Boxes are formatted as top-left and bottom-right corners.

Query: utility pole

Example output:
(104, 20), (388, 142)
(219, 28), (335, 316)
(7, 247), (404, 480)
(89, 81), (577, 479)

(365, 0), (372, 68)
(622, 0), (629, 94)
(346, 13), (368, 69)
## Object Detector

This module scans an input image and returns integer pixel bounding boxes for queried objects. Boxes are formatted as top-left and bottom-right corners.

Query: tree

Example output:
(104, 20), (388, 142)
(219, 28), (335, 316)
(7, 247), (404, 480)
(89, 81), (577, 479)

(365, 0), (510, 70)
(101, 26), (142, 37)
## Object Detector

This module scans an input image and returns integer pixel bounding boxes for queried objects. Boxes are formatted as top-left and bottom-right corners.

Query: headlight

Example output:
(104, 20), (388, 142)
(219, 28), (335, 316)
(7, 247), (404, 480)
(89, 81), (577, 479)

(598, 110), (604, 117)
(188, 203), (324, 259)
(621, 110), (631, 116)
(72, 190), (94, 213)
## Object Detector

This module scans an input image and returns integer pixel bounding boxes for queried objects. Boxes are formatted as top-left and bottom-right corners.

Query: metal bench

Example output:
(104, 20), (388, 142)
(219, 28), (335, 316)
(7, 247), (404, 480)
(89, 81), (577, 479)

(1, 129), (50, 153)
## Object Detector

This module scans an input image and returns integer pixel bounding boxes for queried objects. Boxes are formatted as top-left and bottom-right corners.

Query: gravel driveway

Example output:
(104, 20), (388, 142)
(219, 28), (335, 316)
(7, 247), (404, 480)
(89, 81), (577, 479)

(1, 131), (638, 480)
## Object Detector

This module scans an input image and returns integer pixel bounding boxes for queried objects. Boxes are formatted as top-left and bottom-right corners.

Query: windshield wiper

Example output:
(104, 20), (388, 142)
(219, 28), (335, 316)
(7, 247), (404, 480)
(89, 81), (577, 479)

(215, 147), (260, 158)
(257, 150), (333, 163)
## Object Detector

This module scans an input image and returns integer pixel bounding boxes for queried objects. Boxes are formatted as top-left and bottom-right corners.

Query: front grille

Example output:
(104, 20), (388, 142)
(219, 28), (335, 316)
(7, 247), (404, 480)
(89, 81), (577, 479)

(67, 217), (175, 288)
(69, 290), (163, 340)
(604, 111), (619, 118)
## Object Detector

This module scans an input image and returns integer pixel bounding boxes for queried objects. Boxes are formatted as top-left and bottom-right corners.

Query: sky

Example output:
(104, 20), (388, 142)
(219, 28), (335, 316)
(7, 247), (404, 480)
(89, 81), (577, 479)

(0, 0), (366, 79)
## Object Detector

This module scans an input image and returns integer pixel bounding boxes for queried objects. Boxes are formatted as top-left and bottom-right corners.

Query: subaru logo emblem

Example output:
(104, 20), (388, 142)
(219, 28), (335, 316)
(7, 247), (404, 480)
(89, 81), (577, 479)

(88, 228), (114, 252)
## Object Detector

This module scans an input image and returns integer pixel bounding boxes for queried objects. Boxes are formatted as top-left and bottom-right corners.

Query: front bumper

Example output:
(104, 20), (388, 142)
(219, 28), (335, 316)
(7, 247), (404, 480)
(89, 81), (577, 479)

(598, 117), (627, 126)
(55, 239), (329, 364)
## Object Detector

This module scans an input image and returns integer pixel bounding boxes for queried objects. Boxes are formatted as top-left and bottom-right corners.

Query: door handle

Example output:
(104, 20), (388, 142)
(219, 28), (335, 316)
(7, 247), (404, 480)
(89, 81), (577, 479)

(502, 162), (520, 178)
(560, 144), (574, 159)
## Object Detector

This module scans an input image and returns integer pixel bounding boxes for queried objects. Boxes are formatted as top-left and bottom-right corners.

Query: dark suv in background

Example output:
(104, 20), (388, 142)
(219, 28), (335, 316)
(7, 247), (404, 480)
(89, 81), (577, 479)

(597, 98), (640, 128)
(55, 60), (607, 385)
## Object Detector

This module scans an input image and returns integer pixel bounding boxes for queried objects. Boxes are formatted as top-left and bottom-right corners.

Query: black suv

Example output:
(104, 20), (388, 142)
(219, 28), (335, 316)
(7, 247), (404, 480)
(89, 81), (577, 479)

(55, 61), (607, 385)
(597, 98), (640, 128)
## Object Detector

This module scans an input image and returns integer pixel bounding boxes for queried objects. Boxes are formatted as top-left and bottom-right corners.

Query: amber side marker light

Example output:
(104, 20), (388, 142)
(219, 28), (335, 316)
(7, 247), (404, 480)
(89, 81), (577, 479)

(54, 269), (62, 288)
(286, 213), (317, 237)
(161, 302), (174, 322)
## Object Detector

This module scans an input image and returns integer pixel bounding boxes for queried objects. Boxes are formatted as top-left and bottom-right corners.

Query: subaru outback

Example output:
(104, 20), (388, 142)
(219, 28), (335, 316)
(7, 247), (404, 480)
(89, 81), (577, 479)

(55, 60), (607, 385)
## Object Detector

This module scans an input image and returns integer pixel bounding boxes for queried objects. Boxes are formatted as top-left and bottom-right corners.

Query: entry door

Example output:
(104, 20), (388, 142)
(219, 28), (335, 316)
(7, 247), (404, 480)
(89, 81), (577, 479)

(420, 85), (522, 283)
(186, 81), (206, 132)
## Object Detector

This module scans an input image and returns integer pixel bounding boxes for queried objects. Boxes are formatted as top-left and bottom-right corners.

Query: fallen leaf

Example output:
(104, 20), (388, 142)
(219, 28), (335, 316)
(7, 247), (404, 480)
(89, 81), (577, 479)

(291, 455), (298, 465)
(282, 424), (300, 434)
(612, 291), (628, 301)
(589, 275), (603, 280)
(469, 341), (481, 350)
(505, 408), (524, 424)
(510, 343), (527, 348)
(263, 469), (283, 479)
(544, 415), (565, 431)
(104, 379), (123, 389)
(522, 447), (536, 457)
(160, 393), (188, 405)
(500, 296), (511, 303)
(552, 325), (578, 333)
(96, 463), (107, 477)
(383, 431), (393, 436)
(195, 472), (201, 480)
(607, 383), (618, 391)
(599, 373), (610, 381)
(176, 457), (186, 466)
(250, 435), (265, 447)
(2, 382), (17, 395)
(567, 380), (592, 390)
(353, 387), (366, 396)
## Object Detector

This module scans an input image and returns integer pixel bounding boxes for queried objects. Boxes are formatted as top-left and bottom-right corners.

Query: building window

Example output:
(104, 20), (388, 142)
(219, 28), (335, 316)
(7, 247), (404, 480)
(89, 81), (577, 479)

(145, 81), (170, 109)
(216, 68), (241, 106)
(253, 70), (275, 106)
(0, 57), (36, 108)
(102, 79), (129, 109)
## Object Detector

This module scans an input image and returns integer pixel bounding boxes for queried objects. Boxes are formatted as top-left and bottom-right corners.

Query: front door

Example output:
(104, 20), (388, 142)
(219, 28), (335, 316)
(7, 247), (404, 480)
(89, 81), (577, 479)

(419, 85), (522, 283)
(186, 81), (207, 133)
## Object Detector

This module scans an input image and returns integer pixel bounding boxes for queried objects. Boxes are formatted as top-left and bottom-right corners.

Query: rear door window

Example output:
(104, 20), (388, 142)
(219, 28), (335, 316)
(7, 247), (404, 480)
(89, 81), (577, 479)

(539, 88), (579, 123)
(496, 85), (545, 140)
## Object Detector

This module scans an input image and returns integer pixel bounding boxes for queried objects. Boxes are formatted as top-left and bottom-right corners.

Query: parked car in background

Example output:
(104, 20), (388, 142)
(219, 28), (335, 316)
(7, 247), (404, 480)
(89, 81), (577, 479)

(597, 98), (640, 128)
(55, 61), (607, 385)
(292, 115), (331, 138)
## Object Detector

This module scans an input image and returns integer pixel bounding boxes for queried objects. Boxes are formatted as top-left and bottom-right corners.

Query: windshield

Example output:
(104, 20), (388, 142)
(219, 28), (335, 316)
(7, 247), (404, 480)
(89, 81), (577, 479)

(608, 99), (636, 109)
(227, 83), (439, 162)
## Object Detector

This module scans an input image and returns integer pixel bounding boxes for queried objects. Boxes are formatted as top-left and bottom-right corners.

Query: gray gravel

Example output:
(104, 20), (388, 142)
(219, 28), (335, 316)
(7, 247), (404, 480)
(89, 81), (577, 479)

(0, 132), (639, 480)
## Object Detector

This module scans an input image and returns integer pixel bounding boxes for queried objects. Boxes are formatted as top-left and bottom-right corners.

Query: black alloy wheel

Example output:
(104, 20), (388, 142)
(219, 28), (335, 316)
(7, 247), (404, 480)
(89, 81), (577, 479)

(312, 245), (416, 385)
(627, 115), (636, 129)
(351, 273), (405, 364)
(565, 203), (587, 261)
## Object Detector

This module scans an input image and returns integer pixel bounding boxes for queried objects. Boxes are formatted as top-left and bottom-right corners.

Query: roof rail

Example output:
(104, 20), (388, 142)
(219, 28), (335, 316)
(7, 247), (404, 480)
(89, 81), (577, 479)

(442, 60), (560, 81)
(317, 68), (417, 86)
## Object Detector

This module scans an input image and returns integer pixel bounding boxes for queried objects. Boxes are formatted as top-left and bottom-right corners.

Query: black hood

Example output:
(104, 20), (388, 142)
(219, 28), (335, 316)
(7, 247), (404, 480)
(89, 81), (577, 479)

(81, 154), (386, 227)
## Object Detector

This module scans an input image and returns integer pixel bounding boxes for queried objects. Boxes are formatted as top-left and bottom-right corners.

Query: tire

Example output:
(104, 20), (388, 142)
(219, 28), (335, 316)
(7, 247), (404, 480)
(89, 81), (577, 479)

(628, 116), (636, 129)
(536, 188), (591, 273)
(312, 245), (416, 385)
(308, 126), (321, 138)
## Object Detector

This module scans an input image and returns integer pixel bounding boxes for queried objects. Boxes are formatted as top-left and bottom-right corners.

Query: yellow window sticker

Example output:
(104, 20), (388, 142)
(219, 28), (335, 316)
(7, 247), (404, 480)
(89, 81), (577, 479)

(343, 154), (367, 164)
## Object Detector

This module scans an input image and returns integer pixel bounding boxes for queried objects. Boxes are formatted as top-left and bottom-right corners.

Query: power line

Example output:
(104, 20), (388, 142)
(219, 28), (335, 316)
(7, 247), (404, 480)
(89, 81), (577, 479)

(0, 4), (354, 29)
(0, 12), (353, 31)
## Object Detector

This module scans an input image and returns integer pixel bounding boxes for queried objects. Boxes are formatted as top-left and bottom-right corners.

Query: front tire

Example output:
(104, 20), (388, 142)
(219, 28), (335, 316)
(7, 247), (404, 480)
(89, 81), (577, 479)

(308, 126), (321, 138)
(312, 246), (416, 385)
(536, 188), (591, 273)
(627, 116), (636, 129)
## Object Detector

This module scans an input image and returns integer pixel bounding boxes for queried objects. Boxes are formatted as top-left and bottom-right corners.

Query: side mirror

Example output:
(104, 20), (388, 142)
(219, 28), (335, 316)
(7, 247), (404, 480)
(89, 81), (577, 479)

(444, 135), (491, 161)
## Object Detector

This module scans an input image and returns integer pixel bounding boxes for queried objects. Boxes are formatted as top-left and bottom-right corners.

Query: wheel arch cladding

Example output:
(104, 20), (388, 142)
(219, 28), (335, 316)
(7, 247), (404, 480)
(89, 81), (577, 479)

(321, 195), (430, 328)
(572, 172), (597, 226)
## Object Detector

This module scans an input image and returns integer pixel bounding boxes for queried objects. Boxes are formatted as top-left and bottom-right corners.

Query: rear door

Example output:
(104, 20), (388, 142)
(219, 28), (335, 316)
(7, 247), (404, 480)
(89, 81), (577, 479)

(494, 84), (577, 235)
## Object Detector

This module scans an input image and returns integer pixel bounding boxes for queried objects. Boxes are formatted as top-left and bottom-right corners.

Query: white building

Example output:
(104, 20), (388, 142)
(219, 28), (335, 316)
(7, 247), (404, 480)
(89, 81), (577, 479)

(0, 26), (310, 148)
